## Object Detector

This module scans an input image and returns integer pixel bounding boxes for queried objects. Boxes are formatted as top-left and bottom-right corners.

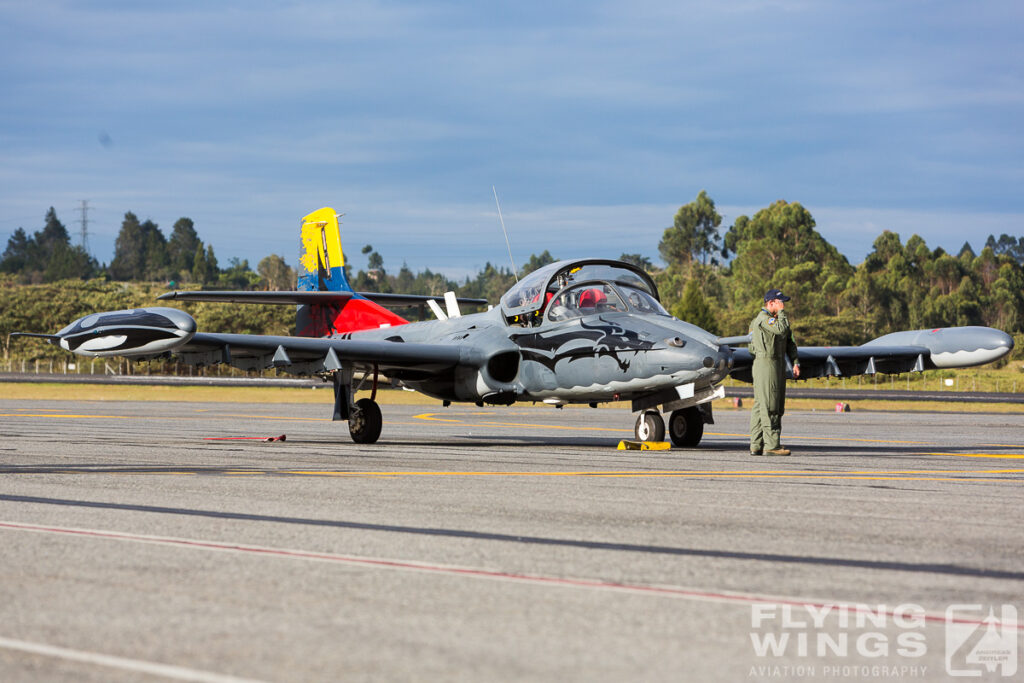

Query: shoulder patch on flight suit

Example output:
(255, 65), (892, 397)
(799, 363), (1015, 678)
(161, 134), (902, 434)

(767, 317), (777, 325)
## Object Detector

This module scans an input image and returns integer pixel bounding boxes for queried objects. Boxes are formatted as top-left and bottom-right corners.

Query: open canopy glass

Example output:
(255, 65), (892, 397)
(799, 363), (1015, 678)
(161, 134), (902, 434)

(500, 259), (660, 322)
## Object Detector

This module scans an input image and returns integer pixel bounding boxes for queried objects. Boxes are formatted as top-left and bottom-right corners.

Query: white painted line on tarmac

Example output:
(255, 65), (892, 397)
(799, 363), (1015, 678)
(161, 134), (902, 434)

(0, 636), (267, 683)
(1, 520), (1020, 632)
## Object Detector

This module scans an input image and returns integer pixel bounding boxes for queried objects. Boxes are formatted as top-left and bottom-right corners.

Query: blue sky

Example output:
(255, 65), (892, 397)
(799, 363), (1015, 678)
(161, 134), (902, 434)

(1, 0), (1021, 280)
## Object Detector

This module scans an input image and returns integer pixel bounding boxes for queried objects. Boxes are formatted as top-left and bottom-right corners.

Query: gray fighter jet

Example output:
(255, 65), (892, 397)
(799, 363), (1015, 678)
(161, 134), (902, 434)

(15, 208), (1015, 447)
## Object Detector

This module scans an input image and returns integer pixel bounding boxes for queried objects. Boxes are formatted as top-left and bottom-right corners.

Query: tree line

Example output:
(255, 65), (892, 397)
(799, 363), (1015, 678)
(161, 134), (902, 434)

(3, 199), (1024, 349)
(1, 208), (295, 291)
(342, 193), (1024, 346)
(653, 191), (1024, 345)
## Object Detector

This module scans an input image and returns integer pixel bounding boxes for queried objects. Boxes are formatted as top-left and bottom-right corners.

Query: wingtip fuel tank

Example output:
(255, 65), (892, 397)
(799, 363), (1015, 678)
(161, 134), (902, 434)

(54, 307), (197, 358)
(865, 326), (1014, 369)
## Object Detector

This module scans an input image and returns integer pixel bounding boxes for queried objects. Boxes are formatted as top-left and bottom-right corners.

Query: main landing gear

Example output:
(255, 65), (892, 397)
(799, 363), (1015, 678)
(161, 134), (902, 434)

(667, 406), (703, 447)
(632, 406), (704, 447)
(349, 398), (382, 444)
(333, 366), (383, 444)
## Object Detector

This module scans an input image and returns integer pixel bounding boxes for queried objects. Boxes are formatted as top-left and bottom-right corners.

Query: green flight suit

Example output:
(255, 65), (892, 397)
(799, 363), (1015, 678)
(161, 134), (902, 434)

(749, 308), (799, 452)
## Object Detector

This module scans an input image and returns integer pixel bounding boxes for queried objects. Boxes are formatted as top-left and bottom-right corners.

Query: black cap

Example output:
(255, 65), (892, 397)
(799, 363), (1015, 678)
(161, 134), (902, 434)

(764, 288), (791, 302)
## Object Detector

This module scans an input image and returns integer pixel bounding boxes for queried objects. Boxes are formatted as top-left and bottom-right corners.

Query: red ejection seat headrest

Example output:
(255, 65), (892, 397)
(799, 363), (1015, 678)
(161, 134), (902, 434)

(578, 288), (606, 308)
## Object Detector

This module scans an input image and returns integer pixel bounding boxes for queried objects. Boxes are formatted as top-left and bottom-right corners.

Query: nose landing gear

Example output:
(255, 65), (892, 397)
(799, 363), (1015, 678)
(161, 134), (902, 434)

(631, 406), (705, 447)
(634, 410), (665, 442)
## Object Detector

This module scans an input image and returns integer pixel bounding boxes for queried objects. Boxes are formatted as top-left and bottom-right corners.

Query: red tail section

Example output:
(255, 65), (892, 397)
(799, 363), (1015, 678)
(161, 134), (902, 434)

(296, 208), (409, 336)
(309, 297), (409, 337)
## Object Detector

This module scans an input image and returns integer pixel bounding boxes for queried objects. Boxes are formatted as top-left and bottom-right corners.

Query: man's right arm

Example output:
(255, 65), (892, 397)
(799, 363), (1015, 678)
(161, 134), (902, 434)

(757, 309), (790, 336)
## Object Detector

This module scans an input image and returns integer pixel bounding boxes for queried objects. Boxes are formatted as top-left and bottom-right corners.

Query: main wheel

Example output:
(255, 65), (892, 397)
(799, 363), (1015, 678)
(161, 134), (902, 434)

(349, 398), (383, 444)
(668, 407), (703, 447)
(634, 410), (665, 442)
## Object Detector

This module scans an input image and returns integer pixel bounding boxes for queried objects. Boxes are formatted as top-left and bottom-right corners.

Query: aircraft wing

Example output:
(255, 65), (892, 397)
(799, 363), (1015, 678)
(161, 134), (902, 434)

(11, 306), (510, 385)
(728, 326), (1014, 383)
(729, 344), (930, 382)
(176, 332), (474, 380)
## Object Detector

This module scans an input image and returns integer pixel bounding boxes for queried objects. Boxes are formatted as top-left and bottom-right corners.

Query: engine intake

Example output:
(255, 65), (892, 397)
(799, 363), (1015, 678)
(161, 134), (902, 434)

(487, 350), (521, 384)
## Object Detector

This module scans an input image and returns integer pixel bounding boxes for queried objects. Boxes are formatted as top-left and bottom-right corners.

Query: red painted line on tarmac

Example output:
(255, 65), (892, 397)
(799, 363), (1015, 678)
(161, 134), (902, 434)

(0, 520), (1017, 631)
(203, 435), (286, 442)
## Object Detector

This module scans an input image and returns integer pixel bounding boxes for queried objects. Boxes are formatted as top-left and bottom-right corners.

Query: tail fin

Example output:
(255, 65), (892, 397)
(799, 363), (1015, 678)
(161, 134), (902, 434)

(298, 207), (353, 292)
(296, 208), (409, 336)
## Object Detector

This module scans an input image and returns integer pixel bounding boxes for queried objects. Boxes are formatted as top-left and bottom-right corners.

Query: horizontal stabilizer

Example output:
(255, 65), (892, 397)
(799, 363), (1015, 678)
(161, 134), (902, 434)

(159, 291), (354, 305)
(9, 332), (61, 342)
(158, 290), (489, 309)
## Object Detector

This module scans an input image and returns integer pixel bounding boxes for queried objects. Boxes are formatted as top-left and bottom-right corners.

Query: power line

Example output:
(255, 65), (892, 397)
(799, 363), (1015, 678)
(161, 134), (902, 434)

(77, 200), (90, 255)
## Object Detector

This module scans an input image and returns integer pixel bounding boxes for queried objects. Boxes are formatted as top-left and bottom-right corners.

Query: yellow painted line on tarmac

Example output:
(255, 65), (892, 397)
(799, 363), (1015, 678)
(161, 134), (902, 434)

(22, 470), (204, 476)
(415, 412), (631, 432)
(219, 413), (329, 422)
(0, 411), (319, 423)
(285, 470), (623, 477)
(0, 409), (986, 449)
(415, 414), (935, 444)
(703, 430), (930, 446)
(928, 452), (1024, 459)
(0, 412), (136, 419)
(6, 467), (1021, 482)
(413, 413), (463, 423)
(7, 410), (1016, 457)
(481, 420), (630, 433)
(796, 435), (931, 445)
(588, 474), (1019, 482)
(278, 467), (1024, 481)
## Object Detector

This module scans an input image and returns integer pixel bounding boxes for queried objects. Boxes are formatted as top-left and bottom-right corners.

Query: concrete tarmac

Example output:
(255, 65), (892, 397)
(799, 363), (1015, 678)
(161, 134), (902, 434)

(0, 398), (1022, 681)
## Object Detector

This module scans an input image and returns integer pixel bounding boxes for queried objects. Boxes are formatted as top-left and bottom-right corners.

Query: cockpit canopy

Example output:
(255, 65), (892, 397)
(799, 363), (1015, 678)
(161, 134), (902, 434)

(500, 259), (662, 325)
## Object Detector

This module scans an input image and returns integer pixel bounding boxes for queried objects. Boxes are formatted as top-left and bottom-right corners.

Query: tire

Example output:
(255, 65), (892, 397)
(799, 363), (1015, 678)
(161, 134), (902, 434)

(634, 410), (665, 442)
(668, 407), (703, 447)
(349, 398), (383, 444)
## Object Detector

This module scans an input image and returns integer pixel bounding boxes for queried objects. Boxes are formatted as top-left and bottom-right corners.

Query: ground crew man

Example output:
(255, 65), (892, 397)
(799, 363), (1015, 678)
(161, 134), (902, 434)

(749, 288), (800, 456)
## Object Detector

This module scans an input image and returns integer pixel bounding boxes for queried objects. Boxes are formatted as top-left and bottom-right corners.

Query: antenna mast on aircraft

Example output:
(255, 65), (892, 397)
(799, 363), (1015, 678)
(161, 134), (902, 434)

(492, 186), (518, 283)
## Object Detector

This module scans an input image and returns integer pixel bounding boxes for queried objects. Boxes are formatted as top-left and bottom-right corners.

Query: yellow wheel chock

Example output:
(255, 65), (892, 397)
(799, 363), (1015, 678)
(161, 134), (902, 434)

(616, 440), (671, 451)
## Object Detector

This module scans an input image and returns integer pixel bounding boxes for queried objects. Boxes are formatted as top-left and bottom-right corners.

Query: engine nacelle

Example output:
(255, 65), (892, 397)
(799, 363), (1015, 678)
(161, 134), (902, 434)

(56, 307), (197, 358)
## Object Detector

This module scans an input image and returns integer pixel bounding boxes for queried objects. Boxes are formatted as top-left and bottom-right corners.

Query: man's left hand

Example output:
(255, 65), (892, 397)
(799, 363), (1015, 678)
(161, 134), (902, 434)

(793, 364), (801, 379)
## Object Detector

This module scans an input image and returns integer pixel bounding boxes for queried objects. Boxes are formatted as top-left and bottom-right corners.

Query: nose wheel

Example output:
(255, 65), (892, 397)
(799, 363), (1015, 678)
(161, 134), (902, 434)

(634, 410), (666, 442)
